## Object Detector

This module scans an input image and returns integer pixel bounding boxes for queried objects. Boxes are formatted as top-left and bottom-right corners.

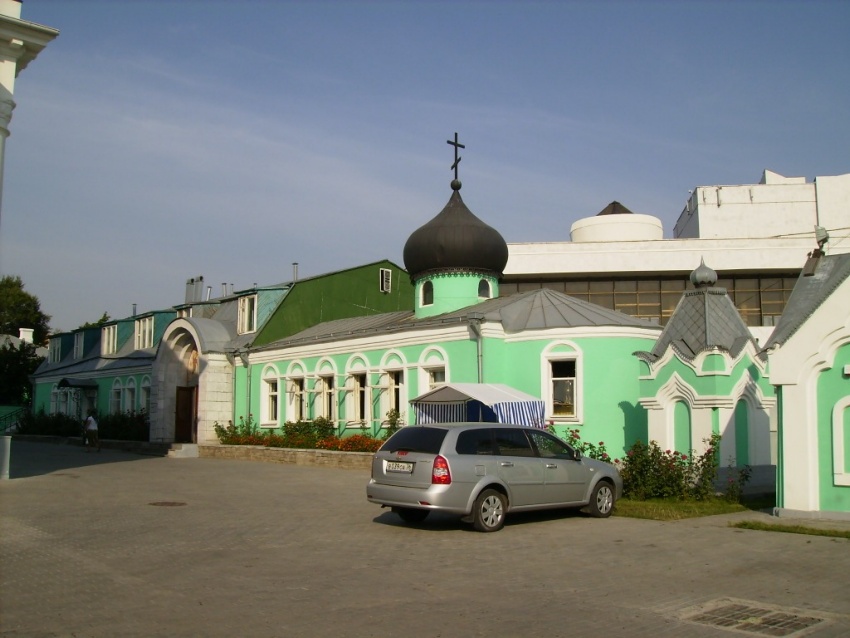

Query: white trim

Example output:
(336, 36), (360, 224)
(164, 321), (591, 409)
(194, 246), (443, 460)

(833, 397), (850, 486)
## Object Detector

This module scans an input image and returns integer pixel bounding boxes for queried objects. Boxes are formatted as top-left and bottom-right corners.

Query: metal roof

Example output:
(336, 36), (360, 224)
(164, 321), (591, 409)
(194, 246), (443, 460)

(256, 288), (658, 352)
(638, 286), (755, 362)
(762, 252), (850, 351)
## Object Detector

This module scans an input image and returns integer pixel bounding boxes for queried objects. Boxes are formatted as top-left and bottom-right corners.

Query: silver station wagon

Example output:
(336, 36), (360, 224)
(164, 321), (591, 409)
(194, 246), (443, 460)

(366, 423), (622, 532)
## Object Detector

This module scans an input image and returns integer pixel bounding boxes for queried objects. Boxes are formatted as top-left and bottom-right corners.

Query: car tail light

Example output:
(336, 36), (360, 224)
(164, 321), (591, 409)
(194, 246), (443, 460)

(432, 455), (451, 485)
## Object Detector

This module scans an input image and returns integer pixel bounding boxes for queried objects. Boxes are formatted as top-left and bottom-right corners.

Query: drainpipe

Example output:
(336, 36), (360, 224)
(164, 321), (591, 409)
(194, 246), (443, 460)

(468, 313), (485, 384)
(239, 351), (251, 420)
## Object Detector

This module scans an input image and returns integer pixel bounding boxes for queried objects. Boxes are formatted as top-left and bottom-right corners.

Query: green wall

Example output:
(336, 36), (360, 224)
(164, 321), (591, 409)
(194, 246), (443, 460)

(818, 341), (850, 513)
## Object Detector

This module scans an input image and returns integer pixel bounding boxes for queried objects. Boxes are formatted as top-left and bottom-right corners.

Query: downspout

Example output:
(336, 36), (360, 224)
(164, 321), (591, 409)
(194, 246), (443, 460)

(239, 351), (251, 420)
(468, 313), (485, 384)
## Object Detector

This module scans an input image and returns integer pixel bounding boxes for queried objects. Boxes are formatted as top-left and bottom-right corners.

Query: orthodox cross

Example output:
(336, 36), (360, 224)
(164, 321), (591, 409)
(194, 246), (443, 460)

(447, 132), (465, 180)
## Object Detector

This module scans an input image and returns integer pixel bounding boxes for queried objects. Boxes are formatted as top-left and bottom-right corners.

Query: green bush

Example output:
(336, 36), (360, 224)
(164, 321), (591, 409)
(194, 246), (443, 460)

(98, 411), (149, 442)
(617, 433), (722, 500)
(16, 410), (80, 437)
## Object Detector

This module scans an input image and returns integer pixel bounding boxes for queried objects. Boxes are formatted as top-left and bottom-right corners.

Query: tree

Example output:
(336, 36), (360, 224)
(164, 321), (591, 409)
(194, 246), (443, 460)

(0, 275), (51, 344)
(0, 339), (44, 405)
(78, 312), (110, 330)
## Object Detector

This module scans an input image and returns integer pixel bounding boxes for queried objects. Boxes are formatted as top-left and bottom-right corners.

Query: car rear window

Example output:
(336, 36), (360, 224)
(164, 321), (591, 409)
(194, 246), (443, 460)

(380, 426), (448, 454)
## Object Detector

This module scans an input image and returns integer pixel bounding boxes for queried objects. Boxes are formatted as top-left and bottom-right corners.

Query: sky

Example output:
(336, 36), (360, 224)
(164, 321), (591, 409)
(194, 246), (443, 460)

(1, 0), (848, 333)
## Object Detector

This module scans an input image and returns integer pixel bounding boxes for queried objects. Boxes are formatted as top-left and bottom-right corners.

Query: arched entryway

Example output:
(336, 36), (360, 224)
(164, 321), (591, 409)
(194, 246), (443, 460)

(155, 327), (199, 443)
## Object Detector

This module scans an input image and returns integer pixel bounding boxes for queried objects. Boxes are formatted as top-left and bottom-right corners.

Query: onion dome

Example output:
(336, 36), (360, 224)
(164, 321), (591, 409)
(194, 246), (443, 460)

(690, 257), (718, 287)
(403, 180), (509, 279)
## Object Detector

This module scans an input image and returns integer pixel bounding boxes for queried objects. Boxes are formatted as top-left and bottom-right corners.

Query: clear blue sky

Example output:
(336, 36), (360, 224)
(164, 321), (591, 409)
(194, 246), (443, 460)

(2, 0), (848, 332)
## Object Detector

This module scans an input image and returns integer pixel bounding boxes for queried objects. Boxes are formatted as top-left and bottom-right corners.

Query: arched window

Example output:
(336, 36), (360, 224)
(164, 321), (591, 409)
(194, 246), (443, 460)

(422, 280), (434, 306)
(140, 377), (151, 415)
(124, 378), (137, 413)
(110, 379), (123, 414)
(478, 279), (491, 299)
(262, 367), (280, 426)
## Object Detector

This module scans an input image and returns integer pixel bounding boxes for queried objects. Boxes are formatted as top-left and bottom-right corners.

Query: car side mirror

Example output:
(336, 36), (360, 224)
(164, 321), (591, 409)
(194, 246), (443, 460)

(573, 449), (581, 461)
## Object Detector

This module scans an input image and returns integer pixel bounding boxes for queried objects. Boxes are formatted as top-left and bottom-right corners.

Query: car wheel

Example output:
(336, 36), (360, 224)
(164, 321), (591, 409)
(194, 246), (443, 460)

(472, 489), (506, 532)
(392, 507), (430, 524)
(588, 481), (615, 518)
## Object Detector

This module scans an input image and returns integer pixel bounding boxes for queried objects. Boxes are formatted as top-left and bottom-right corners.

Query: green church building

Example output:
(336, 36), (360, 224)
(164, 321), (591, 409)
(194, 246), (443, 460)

(29, 139), (850, 521)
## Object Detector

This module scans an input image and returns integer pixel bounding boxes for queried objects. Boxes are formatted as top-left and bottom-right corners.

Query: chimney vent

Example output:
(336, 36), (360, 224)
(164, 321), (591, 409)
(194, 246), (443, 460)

(292, 262), (299, 281)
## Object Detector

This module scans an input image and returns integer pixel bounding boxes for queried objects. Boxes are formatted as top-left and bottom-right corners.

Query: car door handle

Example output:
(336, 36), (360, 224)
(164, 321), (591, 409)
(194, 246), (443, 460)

(546, 463), (558, 469)
(500, 461), (514, 467)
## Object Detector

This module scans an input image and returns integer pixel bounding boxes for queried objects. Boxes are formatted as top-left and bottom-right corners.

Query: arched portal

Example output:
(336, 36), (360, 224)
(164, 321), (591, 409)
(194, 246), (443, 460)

(153, 326), (200, 443)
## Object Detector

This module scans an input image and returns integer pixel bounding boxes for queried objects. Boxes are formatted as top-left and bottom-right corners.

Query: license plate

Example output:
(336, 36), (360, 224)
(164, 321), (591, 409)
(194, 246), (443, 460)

(386, 461), (413, 473)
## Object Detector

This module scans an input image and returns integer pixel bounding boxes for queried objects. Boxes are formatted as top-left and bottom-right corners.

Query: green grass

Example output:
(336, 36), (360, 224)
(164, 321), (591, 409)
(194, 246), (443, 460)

(613, 497), (750, 520)
(613, 493), (775, 521)
(730, 521), (850, 540)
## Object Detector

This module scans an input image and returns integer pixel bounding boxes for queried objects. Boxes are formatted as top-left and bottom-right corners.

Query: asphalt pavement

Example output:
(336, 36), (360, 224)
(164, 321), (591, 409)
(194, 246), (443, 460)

(2, 440), (849, 638)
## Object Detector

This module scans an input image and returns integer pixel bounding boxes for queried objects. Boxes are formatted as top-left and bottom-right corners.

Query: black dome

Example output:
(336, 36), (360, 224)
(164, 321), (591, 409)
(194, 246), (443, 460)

(403, 186), (509, 279)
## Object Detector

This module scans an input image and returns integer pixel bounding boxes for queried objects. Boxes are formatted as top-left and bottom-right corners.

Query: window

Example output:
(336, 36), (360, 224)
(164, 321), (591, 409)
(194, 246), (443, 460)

(428, 367), (446, 389)
(177, 307), (192, 319)
(379, 268), (392, 293)
(288, 378), (305, 422)
(124, 379), (136, 412)
(110, 380), (123, 414)
(50, 385), (58, 413)
(478, 279), (491, 299)
(265, 378), (279, 425)
(74, 333), (84, 359)
(318, 375), (335, 420)
(551, 360), (576, 417)
(238, 295), (257, 334)
(140, 377), (151, 415)
(456, 428), (496, 455)
(135, 317), (154, 349)
(388, 370), (403, 412)
(421, 281), (434, 306)
(493, 428), (534, 457)
(102, 325), (117, 355)
(526, 429), (574, 459)
(48, 339), (61, 363)
(351, 373), (367, 424)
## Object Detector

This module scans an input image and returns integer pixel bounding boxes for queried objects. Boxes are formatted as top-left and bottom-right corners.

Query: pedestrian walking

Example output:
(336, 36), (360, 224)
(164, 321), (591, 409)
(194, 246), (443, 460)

(84, 410), (100, 452)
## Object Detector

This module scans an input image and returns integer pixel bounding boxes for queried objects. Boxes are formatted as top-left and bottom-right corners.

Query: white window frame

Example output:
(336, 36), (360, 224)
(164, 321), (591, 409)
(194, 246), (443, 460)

(421, 280), (434, 306)
(287, 377), (305, 422)
(427, 367), (446, 389)
(102, 325), (117, 355)
(543, 344), (583, 423)
(124, 378), (136, 413)
(238, 295), (258, 334)
(110, 379), (123, 414)
(833, 397), (850, 486)
(478, 278), (492, 299)
(140, 376), (151, 415)
(135, 316), (154, 350)
(315, 375), (335, 422)
(74, 332), (84, 359)
(379, 268), (392, 293)
(48, 339), (61, 363)
(345, 372), (369, 428)
(262, 368), (280, 427)
(177, 307), (192, 319)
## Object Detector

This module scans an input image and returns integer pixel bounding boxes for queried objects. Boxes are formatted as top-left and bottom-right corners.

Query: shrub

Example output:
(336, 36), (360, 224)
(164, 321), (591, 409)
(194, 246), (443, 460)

(561, 428), (612, 462)
(98, 410), (149, 442)
(16, 410), (80, 437)
(617, 433), (722, 501)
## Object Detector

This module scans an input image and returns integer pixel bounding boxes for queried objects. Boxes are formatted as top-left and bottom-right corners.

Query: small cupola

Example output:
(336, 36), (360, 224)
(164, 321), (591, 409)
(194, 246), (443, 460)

(402, 134), (508, 318)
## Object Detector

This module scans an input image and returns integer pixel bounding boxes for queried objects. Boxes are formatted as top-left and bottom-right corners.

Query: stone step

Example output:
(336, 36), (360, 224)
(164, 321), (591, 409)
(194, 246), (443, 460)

(167, 443), (199, 459)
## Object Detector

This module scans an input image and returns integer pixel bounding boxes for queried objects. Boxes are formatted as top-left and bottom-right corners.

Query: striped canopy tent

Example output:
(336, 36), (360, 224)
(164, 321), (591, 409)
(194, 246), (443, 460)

(411, 383), (546, 428)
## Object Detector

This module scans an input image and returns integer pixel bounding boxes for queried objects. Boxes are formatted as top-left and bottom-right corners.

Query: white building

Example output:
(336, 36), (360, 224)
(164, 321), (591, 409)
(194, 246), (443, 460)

(0, 0), (58, 213)
(503, 170), (850, 342)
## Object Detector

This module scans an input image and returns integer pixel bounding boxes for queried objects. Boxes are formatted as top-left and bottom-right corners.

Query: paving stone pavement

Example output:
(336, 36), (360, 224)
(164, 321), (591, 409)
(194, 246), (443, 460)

(1, 440), (849, 638)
